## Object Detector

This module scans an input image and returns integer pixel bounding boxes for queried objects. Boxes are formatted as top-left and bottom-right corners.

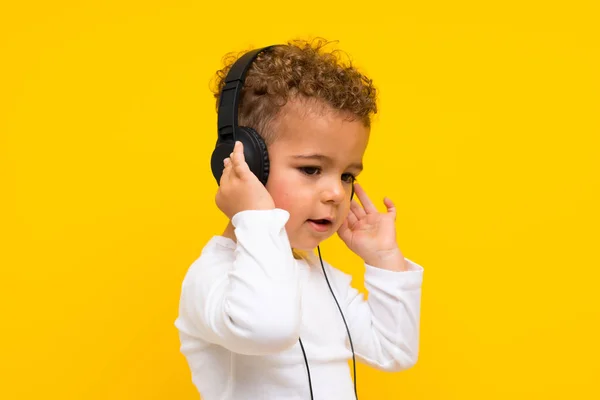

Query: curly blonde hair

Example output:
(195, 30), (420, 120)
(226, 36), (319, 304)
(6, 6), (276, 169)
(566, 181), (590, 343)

(211, 38), (378, 145)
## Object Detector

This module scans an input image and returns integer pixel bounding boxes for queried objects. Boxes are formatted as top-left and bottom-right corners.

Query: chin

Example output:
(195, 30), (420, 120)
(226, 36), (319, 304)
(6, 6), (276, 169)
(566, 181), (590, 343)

(290, 235), (331, 251)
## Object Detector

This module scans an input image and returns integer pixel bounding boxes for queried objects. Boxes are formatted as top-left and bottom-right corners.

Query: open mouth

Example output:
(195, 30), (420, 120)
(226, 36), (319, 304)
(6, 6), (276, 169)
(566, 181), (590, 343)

(308, 218), (332, 225)
(307, 219), (332, 232)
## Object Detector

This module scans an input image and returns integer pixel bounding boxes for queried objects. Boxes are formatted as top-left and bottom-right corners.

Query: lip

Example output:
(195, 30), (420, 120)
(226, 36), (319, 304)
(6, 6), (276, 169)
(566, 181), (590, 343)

(307, 217), (334, 233)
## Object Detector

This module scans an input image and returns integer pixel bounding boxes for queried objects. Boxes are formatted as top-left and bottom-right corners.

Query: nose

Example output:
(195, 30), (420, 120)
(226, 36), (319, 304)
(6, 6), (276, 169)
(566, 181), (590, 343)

(321, 178), (346, 204)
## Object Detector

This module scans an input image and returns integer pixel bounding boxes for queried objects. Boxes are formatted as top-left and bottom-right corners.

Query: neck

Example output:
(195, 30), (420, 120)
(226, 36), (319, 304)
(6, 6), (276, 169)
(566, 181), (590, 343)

(222, 221), (236, 242)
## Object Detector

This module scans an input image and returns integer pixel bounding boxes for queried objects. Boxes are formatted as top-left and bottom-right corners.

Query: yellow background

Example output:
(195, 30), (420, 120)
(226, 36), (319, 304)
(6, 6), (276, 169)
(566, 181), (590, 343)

(1, 1), (599, 399)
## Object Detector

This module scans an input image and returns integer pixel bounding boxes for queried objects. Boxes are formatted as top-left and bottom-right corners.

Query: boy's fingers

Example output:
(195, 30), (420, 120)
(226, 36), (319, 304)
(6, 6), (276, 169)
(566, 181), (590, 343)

(233, 141), (245, 163)
(383, 197), (396, 220)
(350, 199), (366, 219)
(220, 158), (232, 185)
(230, 141), (252, 179)
(337, 218), (349, 237)
(228, 149), (240, 178)
(234, 162), (250, 178)
(346, 207), (359, 228)
(354, 182), (378, 214)
(229, 143), (241, 166)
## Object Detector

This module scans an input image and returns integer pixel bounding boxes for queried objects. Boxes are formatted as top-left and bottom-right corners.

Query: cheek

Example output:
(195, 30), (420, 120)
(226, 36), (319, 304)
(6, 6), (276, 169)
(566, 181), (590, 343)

(266, 172), (296, 210)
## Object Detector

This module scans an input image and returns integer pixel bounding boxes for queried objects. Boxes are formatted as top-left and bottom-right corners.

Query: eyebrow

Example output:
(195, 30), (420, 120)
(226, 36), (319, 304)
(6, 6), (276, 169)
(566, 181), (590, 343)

(292, 154), (363, 171)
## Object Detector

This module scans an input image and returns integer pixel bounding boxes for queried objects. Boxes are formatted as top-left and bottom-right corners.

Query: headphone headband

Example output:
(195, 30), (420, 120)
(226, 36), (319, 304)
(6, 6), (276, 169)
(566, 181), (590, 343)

(216, 45), (280, 142)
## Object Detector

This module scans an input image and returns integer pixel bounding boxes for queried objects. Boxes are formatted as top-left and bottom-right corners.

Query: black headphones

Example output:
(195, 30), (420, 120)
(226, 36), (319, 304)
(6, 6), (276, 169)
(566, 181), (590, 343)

(211, 47), (358, 399)
(210, 45), (355, 201)
(210, 46), (276, 186)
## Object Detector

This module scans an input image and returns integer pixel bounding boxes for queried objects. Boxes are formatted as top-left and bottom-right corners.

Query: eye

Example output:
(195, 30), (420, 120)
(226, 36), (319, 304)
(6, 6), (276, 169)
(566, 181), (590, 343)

(299, 166), (321, 176)
(342, 173), (356, 184)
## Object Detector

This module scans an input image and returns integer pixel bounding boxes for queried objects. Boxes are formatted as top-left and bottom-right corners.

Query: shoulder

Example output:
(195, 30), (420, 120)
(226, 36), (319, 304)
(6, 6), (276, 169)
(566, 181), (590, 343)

(180, 236), (236, 291)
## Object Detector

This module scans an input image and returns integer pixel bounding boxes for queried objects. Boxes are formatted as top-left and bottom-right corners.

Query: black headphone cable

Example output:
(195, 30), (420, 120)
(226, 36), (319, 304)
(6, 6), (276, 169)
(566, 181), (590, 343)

(297, 246), (358, 400)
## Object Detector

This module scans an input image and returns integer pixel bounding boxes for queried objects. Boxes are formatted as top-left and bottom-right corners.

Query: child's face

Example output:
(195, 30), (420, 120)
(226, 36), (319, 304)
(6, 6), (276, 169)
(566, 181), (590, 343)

(265, 100), (370, 250)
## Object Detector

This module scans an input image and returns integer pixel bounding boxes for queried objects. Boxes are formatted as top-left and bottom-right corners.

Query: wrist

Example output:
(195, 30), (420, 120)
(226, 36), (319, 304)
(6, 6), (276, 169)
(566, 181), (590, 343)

(254, 199), (276, 211)
(230, 201), (275, 218)
(365, 248), (407, 272)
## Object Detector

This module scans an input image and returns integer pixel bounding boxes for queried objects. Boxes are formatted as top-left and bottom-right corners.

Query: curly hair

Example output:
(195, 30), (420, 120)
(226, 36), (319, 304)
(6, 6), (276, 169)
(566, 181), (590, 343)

(211, 38), (378, 145)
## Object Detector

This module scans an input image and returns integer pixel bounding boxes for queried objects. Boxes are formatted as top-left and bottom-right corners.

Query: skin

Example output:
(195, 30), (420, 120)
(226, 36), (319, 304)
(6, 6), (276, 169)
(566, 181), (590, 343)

(217, 98), (407, 271)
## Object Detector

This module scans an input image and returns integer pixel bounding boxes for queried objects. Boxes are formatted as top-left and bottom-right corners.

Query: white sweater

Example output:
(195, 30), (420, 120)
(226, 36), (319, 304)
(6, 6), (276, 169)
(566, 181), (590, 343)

(175, 209), (424, 400)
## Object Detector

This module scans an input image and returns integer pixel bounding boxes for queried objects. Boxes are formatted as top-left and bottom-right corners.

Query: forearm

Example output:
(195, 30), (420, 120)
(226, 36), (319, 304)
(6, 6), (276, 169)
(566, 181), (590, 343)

(185, 209), (302, 355)
(349, 258), (424, 371)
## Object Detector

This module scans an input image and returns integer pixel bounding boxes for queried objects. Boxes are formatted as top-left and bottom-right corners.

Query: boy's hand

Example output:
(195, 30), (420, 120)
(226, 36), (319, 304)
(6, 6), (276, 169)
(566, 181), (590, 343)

(215, 141), (275, 220)
(337, 183), (408, 271)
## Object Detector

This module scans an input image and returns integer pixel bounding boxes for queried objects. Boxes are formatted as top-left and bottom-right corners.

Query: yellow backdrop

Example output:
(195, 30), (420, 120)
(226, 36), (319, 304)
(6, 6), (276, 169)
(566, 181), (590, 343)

(1, 1), (599, 399)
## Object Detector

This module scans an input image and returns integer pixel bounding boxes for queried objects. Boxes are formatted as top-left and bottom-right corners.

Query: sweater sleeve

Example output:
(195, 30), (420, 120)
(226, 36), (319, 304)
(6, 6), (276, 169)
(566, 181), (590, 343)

(327, 258), (424, 371)
(177, 209), (302, 356)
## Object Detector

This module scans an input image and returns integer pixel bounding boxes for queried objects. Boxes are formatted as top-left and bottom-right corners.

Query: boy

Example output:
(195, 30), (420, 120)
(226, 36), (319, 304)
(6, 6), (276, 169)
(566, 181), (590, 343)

(175, 38), (424, 400)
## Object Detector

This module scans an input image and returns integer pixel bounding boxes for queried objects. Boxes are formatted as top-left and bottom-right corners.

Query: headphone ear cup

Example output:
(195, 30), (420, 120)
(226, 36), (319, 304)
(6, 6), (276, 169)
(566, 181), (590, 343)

(211, 139), (235, 185)
(237, 127), (270, 185)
